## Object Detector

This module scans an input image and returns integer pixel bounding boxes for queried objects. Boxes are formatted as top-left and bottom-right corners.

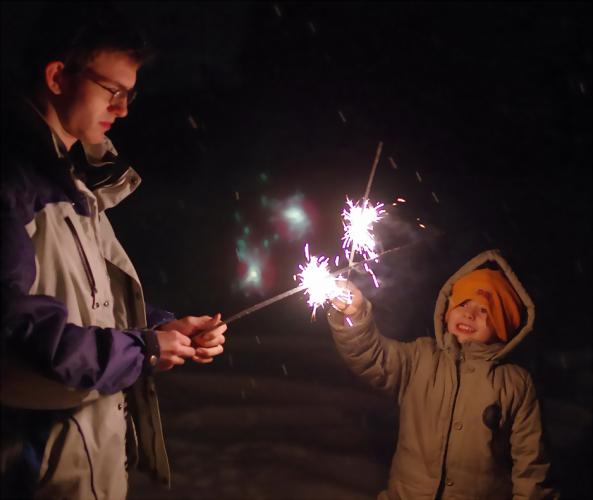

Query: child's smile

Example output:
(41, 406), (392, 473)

(447, 300), (498, 344)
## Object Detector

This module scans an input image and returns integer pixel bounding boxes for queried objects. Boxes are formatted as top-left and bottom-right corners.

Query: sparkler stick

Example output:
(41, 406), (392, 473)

(223, 240), (414, 325)
(347, 141), (383, 280)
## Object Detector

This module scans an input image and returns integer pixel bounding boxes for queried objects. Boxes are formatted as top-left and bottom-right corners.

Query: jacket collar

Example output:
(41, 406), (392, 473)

(24, 98), (141, 211)
(443, 332), (505, 362)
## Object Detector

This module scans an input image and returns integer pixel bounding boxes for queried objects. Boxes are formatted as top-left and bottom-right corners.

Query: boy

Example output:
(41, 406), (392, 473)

(328, 249), (558, 499)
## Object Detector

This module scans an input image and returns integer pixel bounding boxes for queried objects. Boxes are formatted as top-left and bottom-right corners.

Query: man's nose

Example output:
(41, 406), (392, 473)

(110, 100), (128, 118)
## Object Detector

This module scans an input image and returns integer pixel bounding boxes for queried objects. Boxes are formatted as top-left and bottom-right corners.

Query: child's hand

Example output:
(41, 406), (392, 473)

(332, 281), (365, 321)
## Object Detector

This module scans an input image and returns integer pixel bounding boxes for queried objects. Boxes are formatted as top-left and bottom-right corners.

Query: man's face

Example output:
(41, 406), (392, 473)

(56, 51), (139, 146)
(447, 299), (498, 344)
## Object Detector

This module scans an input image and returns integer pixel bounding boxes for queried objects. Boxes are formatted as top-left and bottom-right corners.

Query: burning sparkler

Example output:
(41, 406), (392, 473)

(341, 197), (386, 261)
(295, 244), (351, 318)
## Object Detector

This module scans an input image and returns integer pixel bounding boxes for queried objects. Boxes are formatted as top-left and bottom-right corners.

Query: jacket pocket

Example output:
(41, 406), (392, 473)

(64, 216), (100, 310)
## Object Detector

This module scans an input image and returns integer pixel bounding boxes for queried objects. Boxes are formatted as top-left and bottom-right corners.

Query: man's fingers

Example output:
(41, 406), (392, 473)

(171, 355), (185, 365)
(193, 335), (225, 348)
(195, 345), (223, 358)
(174, 345), (197, 358)
(175, 331), (192, 346)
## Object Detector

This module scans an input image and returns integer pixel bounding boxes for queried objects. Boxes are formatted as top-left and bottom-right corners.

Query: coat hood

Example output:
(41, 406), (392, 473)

(434, 249), (535, 361)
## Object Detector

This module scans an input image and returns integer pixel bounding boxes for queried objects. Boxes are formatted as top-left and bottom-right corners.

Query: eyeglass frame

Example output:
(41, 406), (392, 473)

(81, 70), (138, 106)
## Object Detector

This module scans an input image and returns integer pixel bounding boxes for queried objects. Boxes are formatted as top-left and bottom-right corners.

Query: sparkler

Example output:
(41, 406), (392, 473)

(344, 141), (383, 282)
(341, 198), (386, 261)
(295, 244), (351, 318)
(222, 241), (422, 325)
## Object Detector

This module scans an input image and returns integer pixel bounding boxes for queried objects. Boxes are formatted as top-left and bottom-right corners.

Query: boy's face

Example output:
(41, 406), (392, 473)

(54, 51), (139, 148)
(447, 299), (498, 344)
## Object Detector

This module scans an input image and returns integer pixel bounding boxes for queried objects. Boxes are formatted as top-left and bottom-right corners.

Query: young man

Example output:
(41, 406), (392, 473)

(328, 249), (559, 499)
(1, 4), (226, 499)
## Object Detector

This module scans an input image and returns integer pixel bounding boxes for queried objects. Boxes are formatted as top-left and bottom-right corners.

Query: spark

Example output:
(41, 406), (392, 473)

(416, 171), (423, 183)
(188, 115), (198, 129)
(296, 245), (351, 317)
(338, 110), (347, 123)
(388, 157), (398, 170)
(308, 21), (316, 33)
(255, 335), (261, 344)
(273, 4), (282, 17)
(364, 262), (380, 288)
(334, 255), (340, 267)
(281, 364), (288, 376)
(432, 192), (440, 203)
(341, 198), (385, 260)
(345, 317), (354, 327)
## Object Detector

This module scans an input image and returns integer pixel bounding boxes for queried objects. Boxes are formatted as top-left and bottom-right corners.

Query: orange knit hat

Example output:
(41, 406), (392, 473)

(445, 269), (523, 342)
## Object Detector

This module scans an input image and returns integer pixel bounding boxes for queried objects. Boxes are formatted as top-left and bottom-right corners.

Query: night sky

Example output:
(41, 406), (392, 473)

(2, 2), (591, 498)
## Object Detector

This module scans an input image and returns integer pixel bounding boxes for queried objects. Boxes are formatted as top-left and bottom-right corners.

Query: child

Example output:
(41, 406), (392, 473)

(328, 249), (558, 499)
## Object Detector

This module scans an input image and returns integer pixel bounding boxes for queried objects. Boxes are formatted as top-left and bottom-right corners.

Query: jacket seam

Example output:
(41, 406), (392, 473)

(70, 416), (99, 500)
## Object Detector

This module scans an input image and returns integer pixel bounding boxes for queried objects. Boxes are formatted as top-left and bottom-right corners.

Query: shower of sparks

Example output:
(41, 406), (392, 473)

(341, 198), (385, 261)
(296, 245), (351, 318)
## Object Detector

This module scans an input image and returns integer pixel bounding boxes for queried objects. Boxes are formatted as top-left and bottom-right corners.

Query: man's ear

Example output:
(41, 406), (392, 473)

(44, 61), (66, 95)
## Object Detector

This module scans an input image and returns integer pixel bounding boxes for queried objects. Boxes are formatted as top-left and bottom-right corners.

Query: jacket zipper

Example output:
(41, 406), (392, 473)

(64, 216), (100, 309)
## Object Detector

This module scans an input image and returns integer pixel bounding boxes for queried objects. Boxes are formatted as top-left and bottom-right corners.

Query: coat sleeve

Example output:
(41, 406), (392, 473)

(1, 189), (150, 395)
(510, 371), (559, 499)
(145, 303), (176, 329)
(326, 299), (421, 402)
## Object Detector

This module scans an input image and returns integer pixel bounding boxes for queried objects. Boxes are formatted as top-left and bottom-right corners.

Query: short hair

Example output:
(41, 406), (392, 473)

(21, 2), (154, 92)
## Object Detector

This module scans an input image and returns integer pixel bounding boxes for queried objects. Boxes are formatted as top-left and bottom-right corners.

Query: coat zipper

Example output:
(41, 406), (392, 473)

(64, 216), (100, 309)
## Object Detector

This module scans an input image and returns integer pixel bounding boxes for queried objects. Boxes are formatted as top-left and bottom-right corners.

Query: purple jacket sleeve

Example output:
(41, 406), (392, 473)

(145, 303), (176, 329)
(1, 193), (149, 395)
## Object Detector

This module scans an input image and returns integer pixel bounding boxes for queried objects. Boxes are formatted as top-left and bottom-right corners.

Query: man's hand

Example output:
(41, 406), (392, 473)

(157, 314), (227, 364)
(154, 330), (196, 372)
(332, 281), (365, 322)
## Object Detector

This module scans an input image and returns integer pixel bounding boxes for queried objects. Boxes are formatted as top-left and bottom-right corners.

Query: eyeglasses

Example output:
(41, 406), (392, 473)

(83, 72), (138, 106)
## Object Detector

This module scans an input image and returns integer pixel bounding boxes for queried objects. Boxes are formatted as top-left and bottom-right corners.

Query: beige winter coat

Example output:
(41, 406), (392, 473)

(327, 250), (558, 499)
(1, 128), (169, 499)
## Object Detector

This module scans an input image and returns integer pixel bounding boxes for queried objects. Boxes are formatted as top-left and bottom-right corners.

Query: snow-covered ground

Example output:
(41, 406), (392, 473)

(129, 316), (591, 500)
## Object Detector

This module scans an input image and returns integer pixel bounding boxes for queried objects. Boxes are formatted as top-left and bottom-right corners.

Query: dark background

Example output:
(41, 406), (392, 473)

(2, 2), (591, 499)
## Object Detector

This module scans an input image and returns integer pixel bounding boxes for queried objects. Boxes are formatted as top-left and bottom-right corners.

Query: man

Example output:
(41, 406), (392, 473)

(1, 4), (226, 499)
